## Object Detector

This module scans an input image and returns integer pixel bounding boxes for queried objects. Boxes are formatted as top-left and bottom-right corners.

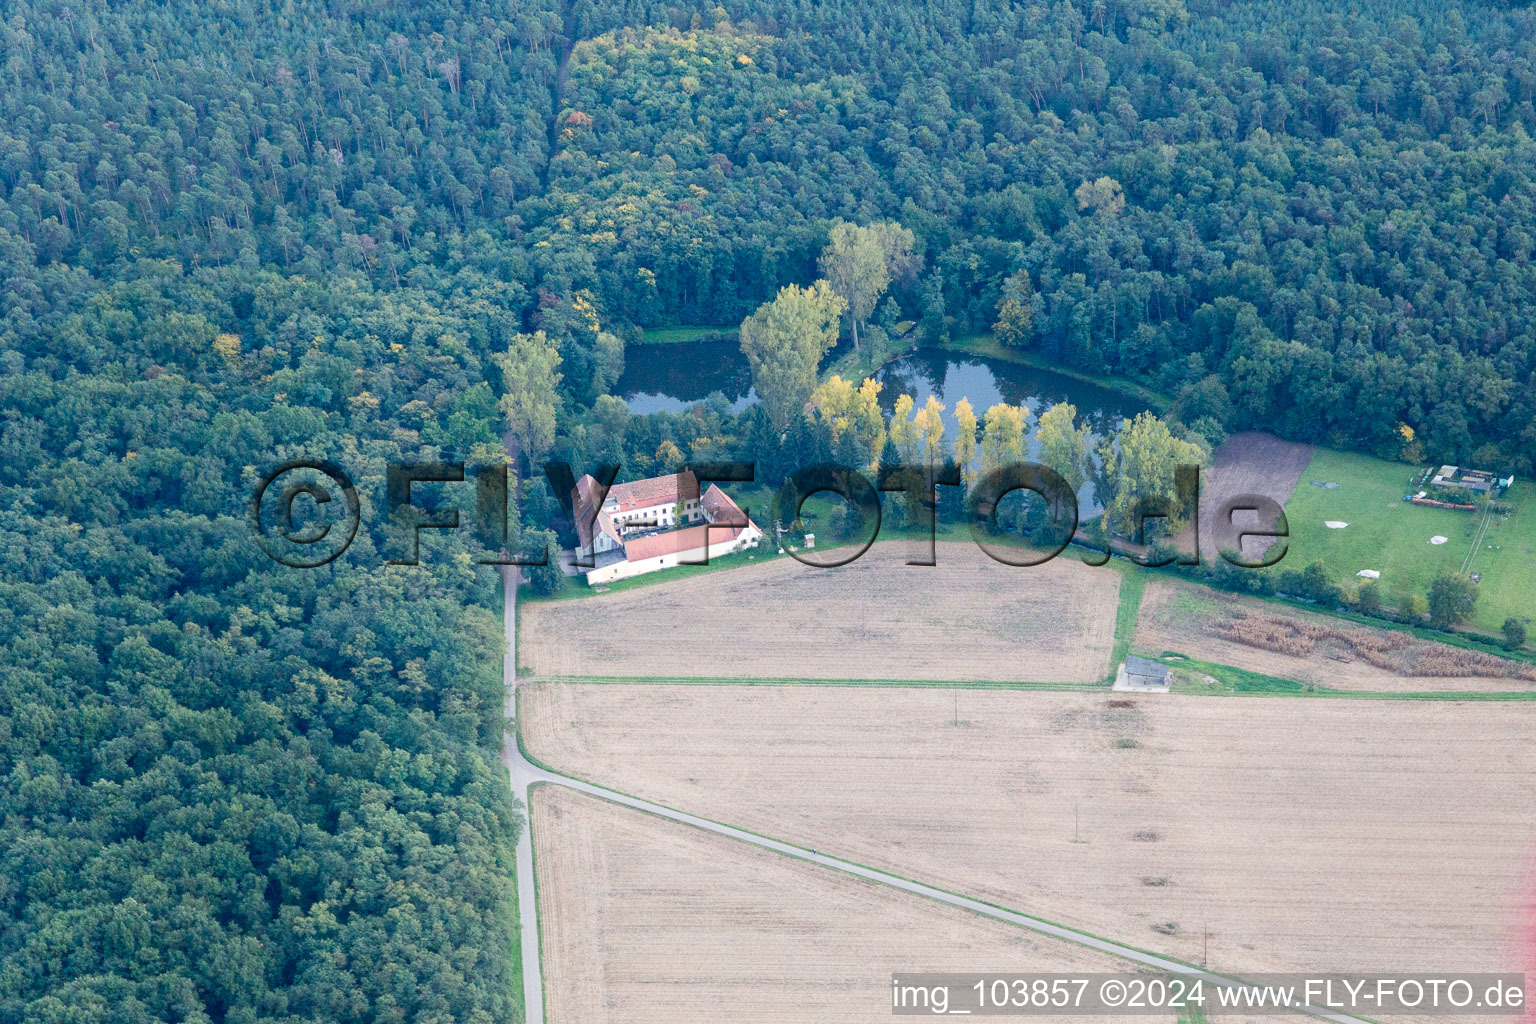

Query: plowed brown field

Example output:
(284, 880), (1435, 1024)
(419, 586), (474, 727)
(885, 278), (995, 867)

(530, 785), (1137, 1024)
(521, 542), (1121, 682)
(523, 683), (1536, 989)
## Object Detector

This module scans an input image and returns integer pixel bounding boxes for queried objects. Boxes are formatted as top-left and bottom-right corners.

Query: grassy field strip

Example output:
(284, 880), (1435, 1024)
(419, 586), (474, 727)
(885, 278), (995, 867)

(1107, 562), (1146, 677)
(524, 668), (1536, 700)
(519, 792), (546, 1024)
(636, 324), (731, 345)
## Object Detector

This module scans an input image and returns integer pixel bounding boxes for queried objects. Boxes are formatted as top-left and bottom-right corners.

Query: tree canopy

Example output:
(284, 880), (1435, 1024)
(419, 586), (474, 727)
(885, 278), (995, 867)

(739, 280), (845, 435)
(8, 0), (1536, 1014)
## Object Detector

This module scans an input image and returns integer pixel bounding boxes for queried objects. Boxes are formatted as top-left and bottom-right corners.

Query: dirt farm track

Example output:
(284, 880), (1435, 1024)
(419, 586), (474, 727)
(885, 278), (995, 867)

(522, 683), (1536, 995)
(519, 541), (1121, 682)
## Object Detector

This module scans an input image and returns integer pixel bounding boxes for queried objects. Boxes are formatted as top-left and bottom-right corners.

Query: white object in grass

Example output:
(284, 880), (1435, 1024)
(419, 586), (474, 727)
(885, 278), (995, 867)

(1429, 535), (1448, 545)
(1325, 520), (1348, 529)
(1356, 569), (1380, 579)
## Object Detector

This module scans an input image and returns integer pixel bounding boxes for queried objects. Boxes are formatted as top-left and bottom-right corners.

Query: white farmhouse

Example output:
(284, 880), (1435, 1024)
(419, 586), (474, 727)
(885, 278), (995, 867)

(572, 470), (763, 585)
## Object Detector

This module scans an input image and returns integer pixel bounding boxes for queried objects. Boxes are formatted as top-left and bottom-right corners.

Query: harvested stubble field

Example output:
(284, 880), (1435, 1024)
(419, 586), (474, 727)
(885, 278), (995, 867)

(1179, 432), (1314, 562)
(530, 785), (1135, 1024)
(1135, 580), (1536, 692)
(522, 683), (1536, 1000)
(520, 541), (1121, 682)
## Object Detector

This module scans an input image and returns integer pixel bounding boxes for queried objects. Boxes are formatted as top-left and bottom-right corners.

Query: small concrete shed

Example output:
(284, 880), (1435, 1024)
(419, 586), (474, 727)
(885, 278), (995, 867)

(1114, 655), (1171, 693)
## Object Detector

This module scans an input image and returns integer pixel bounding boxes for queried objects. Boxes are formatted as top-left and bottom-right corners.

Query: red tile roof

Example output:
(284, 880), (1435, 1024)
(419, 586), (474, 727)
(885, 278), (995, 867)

(607, 471), (699, 512)
(623, 522), (740, 562)
(622, 486), (760, 562)
(572, 471), (699, 547)
(700, 483), (749, 526)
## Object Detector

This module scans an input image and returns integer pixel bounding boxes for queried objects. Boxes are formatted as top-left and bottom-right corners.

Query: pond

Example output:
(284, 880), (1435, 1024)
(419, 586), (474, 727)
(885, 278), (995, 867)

(873, 349), (1146, 442)
(616, 340), (1151, 510)
(616, 338), (756, 414)
(874, 349), (1151, 512)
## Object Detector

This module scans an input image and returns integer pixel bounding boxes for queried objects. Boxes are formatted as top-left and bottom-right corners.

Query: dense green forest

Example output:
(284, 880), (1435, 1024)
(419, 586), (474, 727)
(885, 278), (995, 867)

(5, 0), (1536, 1018)
(8, 0), (1536, 464)
(0, 260), (526, 1022)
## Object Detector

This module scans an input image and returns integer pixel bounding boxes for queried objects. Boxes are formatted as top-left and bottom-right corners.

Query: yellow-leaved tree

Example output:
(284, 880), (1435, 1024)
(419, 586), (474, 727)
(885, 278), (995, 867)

(811, 374), (885, 468)
(812, 374), (858, 439)
(915, 395), (947, 466)
(1097, 412), (1208, 538)
(953, 397), (978, 485)
(1034, 402), (1091, 496)
(980, 403), (1028, 475)
(888, 393), (919, 464)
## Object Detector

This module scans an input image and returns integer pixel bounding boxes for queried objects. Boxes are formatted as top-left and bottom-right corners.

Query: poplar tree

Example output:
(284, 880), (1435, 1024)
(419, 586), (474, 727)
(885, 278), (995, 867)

(980, 403), (1029, 475)
(889, 393), (920, 464)
(953, 397), (979, 485)
(1035, 402), (1091, 495)
(915, 394), (947, 466)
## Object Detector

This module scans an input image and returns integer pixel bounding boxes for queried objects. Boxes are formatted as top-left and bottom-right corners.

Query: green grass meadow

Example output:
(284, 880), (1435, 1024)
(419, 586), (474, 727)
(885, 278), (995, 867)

(636, 324), (732, 345)
(1282, 448), (1535, 633)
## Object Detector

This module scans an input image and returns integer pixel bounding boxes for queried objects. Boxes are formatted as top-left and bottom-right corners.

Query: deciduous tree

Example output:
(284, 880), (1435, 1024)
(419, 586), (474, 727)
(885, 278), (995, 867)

(953, 397), (978, 484)
(1427, 573), (1478, 629)
(740, 281), (846, 435)
(915, 394), (947, 466)
(818, 221), (918, 351)
(497, 330), (563, 465)
(812, 374), (885, 469)
(1035, 402), (1091, 496)
(993, 271), (1035, 348)
(889, 393), (920, 464)
(980, 402), (1028, 475)
(1097, 412), (1206, 537)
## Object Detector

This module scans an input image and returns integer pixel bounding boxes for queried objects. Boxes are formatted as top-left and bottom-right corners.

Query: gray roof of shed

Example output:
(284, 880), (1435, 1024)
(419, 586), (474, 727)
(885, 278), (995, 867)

(1124, 655), (1169, 680)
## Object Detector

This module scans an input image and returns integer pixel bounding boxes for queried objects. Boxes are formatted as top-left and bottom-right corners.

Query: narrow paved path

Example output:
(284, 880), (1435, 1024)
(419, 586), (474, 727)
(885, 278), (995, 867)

(500, 569), (1366, 1024)
(500, 565), (545, 1024)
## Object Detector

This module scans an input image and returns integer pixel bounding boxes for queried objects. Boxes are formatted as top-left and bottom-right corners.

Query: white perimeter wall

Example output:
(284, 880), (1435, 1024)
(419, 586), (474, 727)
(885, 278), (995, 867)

(585, 527), (761, 586)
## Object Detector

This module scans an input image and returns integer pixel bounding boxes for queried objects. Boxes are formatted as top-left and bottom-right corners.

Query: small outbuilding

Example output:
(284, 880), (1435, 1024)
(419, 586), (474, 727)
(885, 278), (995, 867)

(1429, 464), (1499, 494)
(1114, 655), (1171, 693)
